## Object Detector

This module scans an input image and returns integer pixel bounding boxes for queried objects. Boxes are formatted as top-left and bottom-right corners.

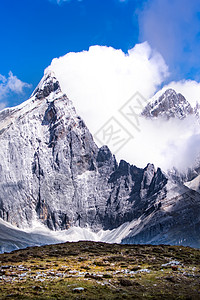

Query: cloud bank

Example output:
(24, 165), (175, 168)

(121, 115), (200, 172)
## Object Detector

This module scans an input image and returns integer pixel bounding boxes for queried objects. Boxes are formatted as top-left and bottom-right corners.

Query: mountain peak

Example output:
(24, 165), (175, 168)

(32, 71), (61, 100)
(0, 70), (200, 250)
(142, 88), (194, 119)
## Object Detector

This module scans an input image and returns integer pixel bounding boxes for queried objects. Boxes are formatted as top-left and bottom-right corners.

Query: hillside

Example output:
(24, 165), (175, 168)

(0, 241), (200, 299)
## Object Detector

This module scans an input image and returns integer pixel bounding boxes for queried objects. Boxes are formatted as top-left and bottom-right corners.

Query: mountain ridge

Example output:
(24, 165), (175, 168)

(0, 72), (199, 252)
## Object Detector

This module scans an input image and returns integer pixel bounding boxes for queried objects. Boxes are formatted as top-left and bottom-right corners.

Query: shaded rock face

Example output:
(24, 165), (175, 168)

(0, 73), (168, 232)
(122, 188), (200, 249)
(104, 162), (167, 229)
(142, 89), (194, 119)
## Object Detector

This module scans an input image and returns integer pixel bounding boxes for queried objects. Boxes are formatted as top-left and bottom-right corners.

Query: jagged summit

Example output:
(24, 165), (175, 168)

(32, 71), (62, 100)
(142, 88), (194, 119)
(0, 71), (68, 134)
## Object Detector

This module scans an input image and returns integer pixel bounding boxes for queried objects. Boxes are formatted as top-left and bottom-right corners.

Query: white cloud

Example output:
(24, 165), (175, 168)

(120, 115), (200, 172)
(0, 74), (6, 83)
(0, 102), (7, 111)
(0, 71), (31, 101)
(46, 43), (181, 169)
(48, 42), (168, 134)
(46, 43), (200, 173)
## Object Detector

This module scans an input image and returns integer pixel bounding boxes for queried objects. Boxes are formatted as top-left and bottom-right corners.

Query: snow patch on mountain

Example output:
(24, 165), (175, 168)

(0, 216), (141, 253)
(185, 175), (200, 193)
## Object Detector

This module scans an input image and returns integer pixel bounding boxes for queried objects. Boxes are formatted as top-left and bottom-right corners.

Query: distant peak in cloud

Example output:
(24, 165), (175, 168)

(151, 79), (200, 108)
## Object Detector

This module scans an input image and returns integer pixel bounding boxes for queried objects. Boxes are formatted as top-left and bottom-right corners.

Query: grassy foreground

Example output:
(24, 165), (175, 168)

(0, 241), (200, 299)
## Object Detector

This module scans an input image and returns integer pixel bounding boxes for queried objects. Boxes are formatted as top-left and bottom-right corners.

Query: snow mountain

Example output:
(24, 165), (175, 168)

(0, 73), (200, 252)
(142, 88), (200, 184)
(142, 88), (194, 119)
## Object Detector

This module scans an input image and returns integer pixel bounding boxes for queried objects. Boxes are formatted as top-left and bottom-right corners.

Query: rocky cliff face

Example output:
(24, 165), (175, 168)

(0, 73), (199, 249)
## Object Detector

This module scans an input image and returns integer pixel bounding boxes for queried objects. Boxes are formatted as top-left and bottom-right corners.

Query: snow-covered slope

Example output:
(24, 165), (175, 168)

(0, 218), (61, 253)
(185, 175), (200, 193)
(0, 216), (149, 253)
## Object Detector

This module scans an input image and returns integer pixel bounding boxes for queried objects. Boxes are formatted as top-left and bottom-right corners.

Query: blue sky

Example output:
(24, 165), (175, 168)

(0, 0), (200, 107)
